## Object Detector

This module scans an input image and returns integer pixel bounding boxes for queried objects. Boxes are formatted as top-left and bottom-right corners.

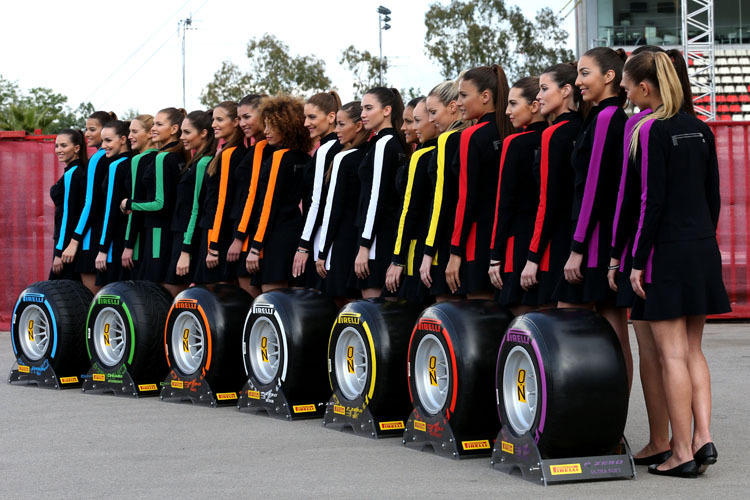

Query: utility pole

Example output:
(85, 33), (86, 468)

(179, 15), (195, 109)
(377, 6), (391, 86)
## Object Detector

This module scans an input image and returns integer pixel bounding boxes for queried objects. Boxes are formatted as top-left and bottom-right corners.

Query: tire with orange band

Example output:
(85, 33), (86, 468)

(164, 284), (252, 392)
(407, 300), (513, 439)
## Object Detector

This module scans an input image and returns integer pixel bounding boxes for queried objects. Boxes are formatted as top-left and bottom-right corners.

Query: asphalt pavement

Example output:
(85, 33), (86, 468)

(1, 323), (748, 499)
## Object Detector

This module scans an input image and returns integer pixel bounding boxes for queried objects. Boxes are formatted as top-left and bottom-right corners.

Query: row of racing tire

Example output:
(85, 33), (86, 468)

(11, 279), (629, 463)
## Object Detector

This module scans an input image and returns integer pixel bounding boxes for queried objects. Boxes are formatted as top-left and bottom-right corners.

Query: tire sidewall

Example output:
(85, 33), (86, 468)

(11, 287), (56, 367)
(165, 298), (211, 381)
(85, 287), (134, 372)
(242, 300), (288, 392)
(327, 305), (375, 406)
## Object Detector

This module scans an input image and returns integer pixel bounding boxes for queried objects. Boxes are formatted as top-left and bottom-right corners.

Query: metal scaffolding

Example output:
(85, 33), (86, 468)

(682, 0), (716, 120)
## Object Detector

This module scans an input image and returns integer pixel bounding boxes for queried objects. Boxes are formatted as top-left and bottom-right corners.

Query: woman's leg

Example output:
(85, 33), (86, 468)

(361, 288), (381, 299)
(557, 301), (594, 309)
(237, 276), (262, 298)
(261, 281), (288, 293)
(598, 303), (632, 389)
(650, 317), (694, 469)
(509, 304), (535, 316)
(686, 315), (712, 452)
(162, 283), (187, 297)
(81, 273), (100, 295)
(632, 319), (671, 458)
(467, 291), (494, 300)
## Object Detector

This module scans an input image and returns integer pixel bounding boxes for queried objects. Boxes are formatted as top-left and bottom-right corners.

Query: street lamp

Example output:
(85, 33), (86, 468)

(377, 6), (391, 85)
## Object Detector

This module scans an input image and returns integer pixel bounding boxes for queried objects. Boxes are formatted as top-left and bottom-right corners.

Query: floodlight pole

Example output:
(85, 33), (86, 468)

(377, 6), (391, 86)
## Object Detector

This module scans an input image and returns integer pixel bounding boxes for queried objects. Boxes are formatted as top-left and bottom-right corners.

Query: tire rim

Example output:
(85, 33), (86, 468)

(248, 316), (281, 385)
(172, 311), (205, 375)
(503, 346), (539, 435)
(93, 307), (127, 367)
(414, 334), (449, 415)
(18, 305), (49, 361)
(335, 327), (368, 401)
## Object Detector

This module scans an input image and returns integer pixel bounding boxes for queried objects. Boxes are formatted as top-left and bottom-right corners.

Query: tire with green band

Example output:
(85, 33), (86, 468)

(11, 280), (92, 376)
(86, 281), (172, 382)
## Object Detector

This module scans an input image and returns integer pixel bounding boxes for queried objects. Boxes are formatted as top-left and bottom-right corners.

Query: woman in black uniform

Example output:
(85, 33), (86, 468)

(245, 95), (311, 292)
(61, 110), (116, 294)
(315, 101), (370, 307)
(386, 97), (437, 303)
(353, 87), (408, 298)
(95, 120), (132, 285)
(445, 65), (513, 298)
(50, 129), (88, 280)
(122, 115), (158, 275)
(488, 76), (547, 315)
(623, 52), (729, 478)
(193, 101), (247, 284)
(228, 94), (266, 298)
(519, 64), (583, 305)
(401, 97), (420, 150)
(165, 110), (216, 292)
(121, 107), (188, 295)
(293, 91), (342, 287)
(419, 80), (466, 301)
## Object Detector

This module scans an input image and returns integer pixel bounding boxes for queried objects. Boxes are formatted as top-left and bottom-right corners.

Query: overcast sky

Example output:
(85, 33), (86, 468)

(1, 0), (576, 116)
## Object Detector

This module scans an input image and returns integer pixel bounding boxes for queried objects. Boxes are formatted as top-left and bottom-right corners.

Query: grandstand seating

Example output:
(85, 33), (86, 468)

(688, 48), (750, 120)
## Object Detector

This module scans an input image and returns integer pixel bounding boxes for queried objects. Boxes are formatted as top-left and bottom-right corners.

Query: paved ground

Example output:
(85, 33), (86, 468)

(1, 323), (748, 499)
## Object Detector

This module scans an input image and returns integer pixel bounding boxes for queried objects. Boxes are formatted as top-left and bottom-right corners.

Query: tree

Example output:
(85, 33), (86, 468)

(339, 45), (389, 98)
(200, 34), (331, 106)
(424, 0), (575, 81)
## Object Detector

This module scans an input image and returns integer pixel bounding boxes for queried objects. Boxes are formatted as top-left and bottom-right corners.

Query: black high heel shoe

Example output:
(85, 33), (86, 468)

(647, 460), (698, 478)
(633, 449), (672, 466)
(694, 442), (718, 474)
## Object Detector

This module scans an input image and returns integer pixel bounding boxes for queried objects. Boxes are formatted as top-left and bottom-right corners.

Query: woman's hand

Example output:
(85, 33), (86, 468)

(226, 238), (243, 263)
(630, 268), (646, 299)
(121, 248), (134, 270)
(120, 199), (131, 215)
(246, 251), (260, 274)
(563, 251), (584, 284)
(316, 258), (327, 278)
(488, 260), (503, 289)
(292, 249), (308, 278)
(206, 250), (219, 269)
(176, 251), (191, 276)
(95, 251), (108, 272)
(445, 254), (462, 294)
(52, 256), (63, 275)
(520, 261), (539, 291)
(354, 246), (370, 280)
(607, 258), (621, 292)
(61, 240), (78, 264)
(419, 255), (433, 288)
(385, 264), (404, 293)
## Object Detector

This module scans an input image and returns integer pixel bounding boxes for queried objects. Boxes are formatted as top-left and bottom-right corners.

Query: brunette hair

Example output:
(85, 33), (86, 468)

(207, 101), (243, 177)
(461, 65), (513, 138)
(239, 93), (267, 109)
(364, 86), (407, 150)
(307, 90), (342, 115)
(406, 96), (425, 109)
(58, 128), (89, 166)
(512, 76), (541, 104)
(325, 101), (368, 183)
(157, 107), (189, 162)
(582, 47), (628, 105)
(88, 110), (117, 127)
(630, 45), (695, 116)
(259, 95), (313, 152)
(541, 62), (588, 118)
(184, 110), (217, 173)
(102, 120), (132, 152)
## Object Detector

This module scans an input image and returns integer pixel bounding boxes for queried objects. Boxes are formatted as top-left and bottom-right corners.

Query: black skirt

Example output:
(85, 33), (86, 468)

(164, 231), (195, 285)
(193, 227), (236, 284)
(349, 231), (395, 291)
(133, 226), (173, 283)
(630, 238), (730, 321)
(256, 222), (301, 285)
(495, 232), (537, 307)
(427, 243), (466, 297)
(614, 242), (637, 308)
(95, 242), (126, 286)
(397, 239), (430, 304)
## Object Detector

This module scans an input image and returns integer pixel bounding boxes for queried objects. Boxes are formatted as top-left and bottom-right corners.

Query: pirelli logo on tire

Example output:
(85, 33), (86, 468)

(461, 439), (490, 451)
(293, 404), (316, 413)
(175, 299), (198, 310)
(253, 303), (275, 315)
(378, 421), (405, 431)
(550, 464), (582, 475)
(338, 313), (360, 325)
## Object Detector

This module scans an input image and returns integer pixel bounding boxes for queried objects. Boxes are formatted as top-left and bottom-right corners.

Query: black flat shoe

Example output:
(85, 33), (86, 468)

(694, 442), (718, 474)
(633, 450), (672, 465)
(648, 460), (698, 478)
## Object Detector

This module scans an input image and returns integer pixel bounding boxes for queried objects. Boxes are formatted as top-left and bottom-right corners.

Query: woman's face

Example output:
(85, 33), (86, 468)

(212, 106), (238, 140)
(84, 118), (103, 148)
(304, 103), (335, 141)
(414, 101), (437, 144)
(128, 120), (150, 152)
(457, 78), (487, 121)
(537, 73), (567, 117)
(361, 93), (389, 132)
(181, 118), (207, 152)
(264, 119), (283, 146)
(152, 112), (178, 144)
(506, 87), (538, 129)
(426, 94), (457, 133)
(621, 72), (650, 110)
(335, 109), (362, 145)
(101, 127), (126, 158)
(576, 55), (612, 103)
(54, 134), (79, 164)
(239, 104), (263, 140)
(401, 106), (417, 144)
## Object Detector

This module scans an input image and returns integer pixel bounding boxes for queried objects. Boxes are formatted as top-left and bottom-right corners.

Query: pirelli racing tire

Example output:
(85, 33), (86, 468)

(497, 308), (629, 458)
(328, 299), (423, 417)
(408, 300), (513, 436)
(86, 281), (172, 381)
(165, 284), (252, 392)
(11, 280), (93, 376)
(243, 288), (339, 406)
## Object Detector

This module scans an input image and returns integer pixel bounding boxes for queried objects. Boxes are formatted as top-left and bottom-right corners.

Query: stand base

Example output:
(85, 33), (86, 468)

(81, 363), (160, 398)
(490, 426), (636, 486)
(8, 359), (81, 390)
(402, 409), (493, 459)
(159, 370), (239, 408)
(322, 391), (406, 439)
(237, 380), (326, 420)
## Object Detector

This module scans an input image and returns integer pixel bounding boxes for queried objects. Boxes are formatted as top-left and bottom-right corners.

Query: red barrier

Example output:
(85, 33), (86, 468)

(1, 124), (749, 328)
